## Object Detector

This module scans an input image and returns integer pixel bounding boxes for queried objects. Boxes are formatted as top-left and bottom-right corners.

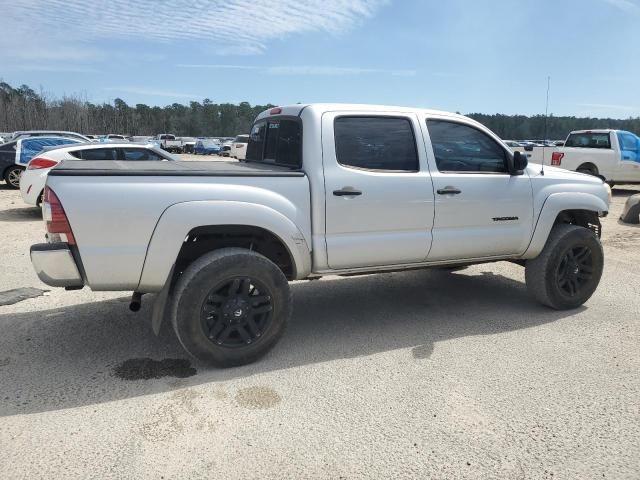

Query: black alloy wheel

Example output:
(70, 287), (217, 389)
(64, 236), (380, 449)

(555, 245), (594, 298)
(201, 277), (273, 348)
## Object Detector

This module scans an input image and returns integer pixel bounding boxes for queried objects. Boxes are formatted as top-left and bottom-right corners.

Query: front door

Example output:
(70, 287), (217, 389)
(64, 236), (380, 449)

(423, 117), (534, 261)
(322, 112), (435, 269)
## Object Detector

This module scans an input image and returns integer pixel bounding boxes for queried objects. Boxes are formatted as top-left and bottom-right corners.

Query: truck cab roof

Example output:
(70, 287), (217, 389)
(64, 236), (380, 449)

(255, 103), (469, 122)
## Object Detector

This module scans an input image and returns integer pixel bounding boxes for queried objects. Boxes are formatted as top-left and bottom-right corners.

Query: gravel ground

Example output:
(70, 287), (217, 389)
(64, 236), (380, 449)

(0, 177), (639, 479)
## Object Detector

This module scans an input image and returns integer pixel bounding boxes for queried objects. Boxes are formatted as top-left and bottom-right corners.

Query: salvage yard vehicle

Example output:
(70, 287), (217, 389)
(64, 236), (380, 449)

(20, 143), (175, 206)
(551, 129), (640, 185)
(230, 134), (250, 160)
(30, 104), (610, 367)
(194, 139), (222, 155)
(11, 130), (91, 142)
(0, 136), (83, 188)
(155, 134), (184, 153)
(104, 134), (129, 142)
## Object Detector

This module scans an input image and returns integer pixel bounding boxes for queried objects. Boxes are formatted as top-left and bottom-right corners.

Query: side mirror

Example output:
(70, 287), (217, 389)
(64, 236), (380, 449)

(524, 145), (534, 152)
(509, 151), (528, 175)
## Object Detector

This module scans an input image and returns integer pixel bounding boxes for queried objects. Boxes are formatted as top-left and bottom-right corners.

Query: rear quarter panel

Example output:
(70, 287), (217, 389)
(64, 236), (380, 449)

(47, 174), (311, 290)
(558, 143), (619, 180)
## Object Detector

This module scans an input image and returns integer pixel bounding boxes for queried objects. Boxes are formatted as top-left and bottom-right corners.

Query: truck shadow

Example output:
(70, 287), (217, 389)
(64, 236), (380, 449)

(0, 268), (583, 417)
(0, 206), (41, 222)
(612, 186), (640, 197)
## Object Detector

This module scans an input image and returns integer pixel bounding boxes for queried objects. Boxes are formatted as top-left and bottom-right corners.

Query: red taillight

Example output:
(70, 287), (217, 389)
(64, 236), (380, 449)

(270, 107), (282, 115)
(551, 152), (564, 166)
(44, 187), (75, 245)
(28, 157), (59, 170)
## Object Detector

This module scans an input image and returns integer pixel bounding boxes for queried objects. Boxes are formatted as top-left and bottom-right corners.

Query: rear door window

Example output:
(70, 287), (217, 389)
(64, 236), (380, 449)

(246, 118), (301, 168)
(73, 148), (117, 160)
(120, 148), (165, 160)
(565, 132), (611, 149)
(617, 132), (640, 151)
(334, 116), (418, 171)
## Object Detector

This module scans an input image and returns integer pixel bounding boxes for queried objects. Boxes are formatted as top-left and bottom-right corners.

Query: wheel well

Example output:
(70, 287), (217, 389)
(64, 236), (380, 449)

(554, 209), (601, 237)
(577, 162), (598, 175)
(174, 225), (295, 280)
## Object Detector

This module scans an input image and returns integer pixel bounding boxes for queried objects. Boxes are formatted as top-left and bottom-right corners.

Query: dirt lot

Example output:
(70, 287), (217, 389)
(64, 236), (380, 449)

(0, 176), (639, 479)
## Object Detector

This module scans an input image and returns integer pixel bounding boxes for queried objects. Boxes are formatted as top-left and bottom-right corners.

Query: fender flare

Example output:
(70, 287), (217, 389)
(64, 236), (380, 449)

(137, 200), (311, 292)
(522, 192), (608, 259)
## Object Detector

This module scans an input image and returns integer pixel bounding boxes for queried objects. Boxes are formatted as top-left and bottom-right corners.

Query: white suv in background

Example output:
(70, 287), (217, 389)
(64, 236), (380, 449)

(229, 134), (249, 160)
(20, 143), (175, 206)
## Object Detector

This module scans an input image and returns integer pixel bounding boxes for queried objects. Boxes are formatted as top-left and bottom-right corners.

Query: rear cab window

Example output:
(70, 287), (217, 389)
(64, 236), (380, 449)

(565, 132), (612, 149)
(246, 118), (302, 168)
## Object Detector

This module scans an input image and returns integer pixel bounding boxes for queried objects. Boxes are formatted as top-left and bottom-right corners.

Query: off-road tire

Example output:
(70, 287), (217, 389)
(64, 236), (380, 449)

(171, 248), (291, 367)
(525, 224), (603, 309)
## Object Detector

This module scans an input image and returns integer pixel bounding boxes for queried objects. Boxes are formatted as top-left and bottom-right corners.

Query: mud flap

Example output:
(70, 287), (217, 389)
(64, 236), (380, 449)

(151, 265), (175, 336)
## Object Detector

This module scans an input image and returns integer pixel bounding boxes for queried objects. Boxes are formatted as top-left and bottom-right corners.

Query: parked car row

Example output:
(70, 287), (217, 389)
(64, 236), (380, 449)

(1, 136), (84, 188)
(506, 129), (640, 184)
(19, 143), (176, 205)
(0, 129), (251, 189)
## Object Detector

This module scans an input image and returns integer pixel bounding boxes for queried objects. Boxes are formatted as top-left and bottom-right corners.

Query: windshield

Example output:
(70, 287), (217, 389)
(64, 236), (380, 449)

(245, 118), (301, 168)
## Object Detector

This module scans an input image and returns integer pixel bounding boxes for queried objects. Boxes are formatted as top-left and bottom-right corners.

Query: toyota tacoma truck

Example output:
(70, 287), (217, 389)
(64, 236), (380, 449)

(550, 129), (640, 185)
(30, 104), (611, 367)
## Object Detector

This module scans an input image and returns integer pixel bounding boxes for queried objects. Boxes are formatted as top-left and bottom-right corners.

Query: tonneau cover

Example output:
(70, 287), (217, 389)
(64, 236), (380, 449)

(49, 160), (305, 177)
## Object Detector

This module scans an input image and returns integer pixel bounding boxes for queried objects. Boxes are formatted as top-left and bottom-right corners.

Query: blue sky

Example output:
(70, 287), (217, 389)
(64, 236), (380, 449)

(1, 0), (639, 118)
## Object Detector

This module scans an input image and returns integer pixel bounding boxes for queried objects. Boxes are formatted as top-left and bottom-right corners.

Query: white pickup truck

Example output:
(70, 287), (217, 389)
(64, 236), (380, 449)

(155, 134), (184, 153)
(30, 104), (610, 367)
(550, 129), (640, 185)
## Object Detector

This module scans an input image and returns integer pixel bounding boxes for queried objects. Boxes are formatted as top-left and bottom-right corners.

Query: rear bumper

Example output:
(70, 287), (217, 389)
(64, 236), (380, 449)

(30, 243), (83, 287)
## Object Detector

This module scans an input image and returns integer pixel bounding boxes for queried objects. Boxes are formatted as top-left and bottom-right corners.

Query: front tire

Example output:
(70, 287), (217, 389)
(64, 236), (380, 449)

(171, 248), (291, 367)
(525, 224), (603, 309)
(4, 166), (23, 189)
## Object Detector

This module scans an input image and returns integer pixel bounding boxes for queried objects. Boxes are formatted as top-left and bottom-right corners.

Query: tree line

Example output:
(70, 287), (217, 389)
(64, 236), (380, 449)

(1, 81), (638, 140)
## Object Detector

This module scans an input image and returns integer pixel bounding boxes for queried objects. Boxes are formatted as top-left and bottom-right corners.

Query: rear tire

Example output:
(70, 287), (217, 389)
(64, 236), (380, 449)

(171, 248), (291, 367)
(525, 224), (603, 309)
(577, 164), (598, 177)
(4, 166), (23, 189)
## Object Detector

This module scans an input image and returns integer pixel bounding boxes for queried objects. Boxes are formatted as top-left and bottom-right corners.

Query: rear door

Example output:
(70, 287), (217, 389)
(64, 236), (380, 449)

(322, 112), (435, 269)
(423, 117), (534, 260)
(615, 131), (640, 181)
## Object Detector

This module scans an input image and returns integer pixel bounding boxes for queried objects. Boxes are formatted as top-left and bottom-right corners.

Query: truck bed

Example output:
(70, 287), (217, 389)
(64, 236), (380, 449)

(45, 159), (311, 290)
(49, 160), (305, 177)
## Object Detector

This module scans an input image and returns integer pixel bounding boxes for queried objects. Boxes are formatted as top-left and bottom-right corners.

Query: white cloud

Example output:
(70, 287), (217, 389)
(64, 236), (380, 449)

(1, 0), (388, 63)
(176, 64), (258, 70)
(603, 0), (640, 13)
(5, 64), (98, 74)
(578, 103), (637, 111)
(268, 66), (415, 76)
(176, 64), (416, 76)
(104, 87), (204, 100)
